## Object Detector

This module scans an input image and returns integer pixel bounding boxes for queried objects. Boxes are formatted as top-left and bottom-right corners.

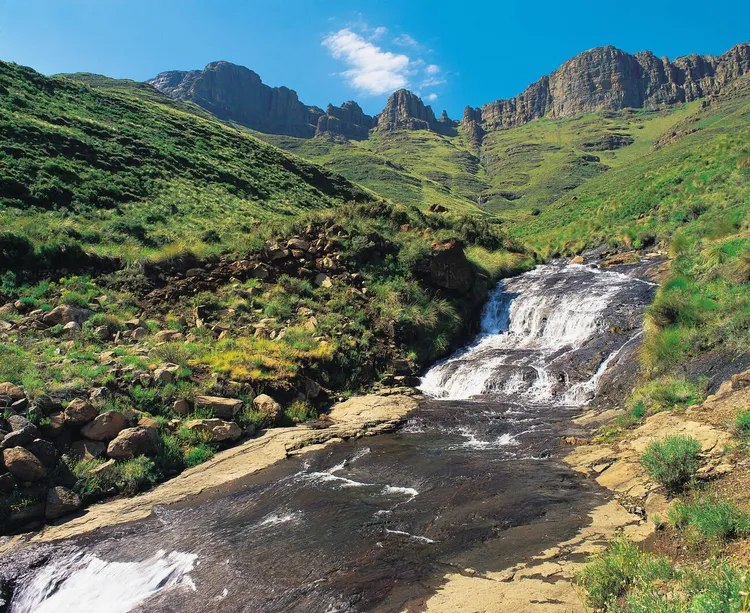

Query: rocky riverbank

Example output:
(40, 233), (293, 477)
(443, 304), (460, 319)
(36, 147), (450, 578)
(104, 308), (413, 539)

(416, 370), (750, 612)
(0, 392), (418, 552)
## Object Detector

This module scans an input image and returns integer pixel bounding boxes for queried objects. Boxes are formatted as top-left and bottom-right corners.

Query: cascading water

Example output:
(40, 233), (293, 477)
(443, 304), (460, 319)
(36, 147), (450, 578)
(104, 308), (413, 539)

(3, 263), (655, 613)
(420, 264), (652, 403)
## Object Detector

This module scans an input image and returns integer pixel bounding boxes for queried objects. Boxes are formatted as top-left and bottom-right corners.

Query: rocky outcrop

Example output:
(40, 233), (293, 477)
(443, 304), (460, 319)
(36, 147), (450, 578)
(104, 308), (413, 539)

(315, 101), (375, 139)
(428, 239), (475, 294)
(148, 61), (324, 137)
(465, 43), (750, 134)
(375, 89), (438, 132)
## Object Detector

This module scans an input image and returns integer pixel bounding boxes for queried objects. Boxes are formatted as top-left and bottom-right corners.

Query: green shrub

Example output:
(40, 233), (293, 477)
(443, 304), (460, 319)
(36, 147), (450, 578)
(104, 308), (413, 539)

(576, 538), (675, 610)
(284, 400), (317, 424)
(736, 410), (750, 436)
(154, 433), (185, 474)
(184, 443), (215, 467)
(640, 434), (702, 492)
(60, 290), (91, 307)
(668, 497), (750, 541)
(630, 376), (704, 413)
(70, 456), (157, 499)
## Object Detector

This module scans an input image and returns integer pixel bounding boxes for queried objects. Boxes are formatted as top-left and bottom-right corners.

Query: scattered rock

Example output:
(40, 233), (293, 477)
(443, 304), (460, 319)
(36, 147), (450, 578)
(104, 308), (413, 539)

(132, 326), (149, 340)
(0, 382), (24, 401)
(63, 321), (81, 336)
(314, 273), (332, 288)
(45, 486), (82, 520)
(64, 398), (99, 426)
(80, 410), (128, 441)
(40, 412), (65, 438)
(155, 329), (184, 342)
(253, 394), (282, 423)
(107, 427), (159, 460)
(194, 395), (243, 420)
(2, 446), (47, 481)
(173, 399), (190, 416)
(42, 305), (92, 327)
(570, 255), (585, 264)
(183, 419), (242, 443)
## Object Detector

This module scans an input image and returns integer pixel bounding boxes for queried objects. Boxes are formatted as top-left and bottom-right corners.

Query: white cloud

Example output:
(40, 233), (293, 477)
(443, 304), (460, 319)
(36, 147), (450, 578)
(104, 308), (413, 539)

(425, 93), (438, 102)
(420, 77), (446, 88)
(426, 64), (440, 75)
(371, 26), (388, 39)
(323, 28), (411, 95)
(393, 33), (419, 47)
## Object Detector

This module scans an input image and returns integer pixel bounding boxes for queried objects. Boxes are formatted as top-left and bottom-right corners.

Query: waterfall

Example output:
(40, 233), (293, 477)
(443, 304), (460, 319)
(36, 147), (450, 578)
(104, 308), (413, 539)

(420, 264), (644, 403)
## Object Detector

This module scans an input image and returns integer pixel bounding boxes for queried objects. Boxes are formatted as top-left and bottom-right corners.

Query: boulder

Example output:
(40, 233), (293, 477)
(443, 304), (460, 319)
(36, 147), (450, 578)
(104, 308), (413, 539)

(106, 427), (158, 460)
(89, 387), (109, 408)
(27, 439), (58, 467)
(155, 329), (184, 342)
(0, 382), (24, 401)
(183, 419), (242, 443)
(33, 394), (62, 415)
(194, 395), (243, 420)
(70, 439), (107, 460)
(154, 363), (180, 385)
(132, 326), (149, 340)
(42, 305), (92, 327)
(1, 427), (36, 449)
(63, 321), (81, 336)
(570, 255), (585, 264)
(80, 410), (127, 441)
(429, 239), (474, 294)
(45, 486), (82, 520)
(40, 411), (65, 438)
(314, 273), (332, 288)
(173, 399), (190, 416)
(6, 414), (37, 434)
(64, 398), (98, 426)
(0, 472), (17, 493)
(253, 394), (282, 423)
(2, 447), (46, 481)
(287, 238), (311, 251)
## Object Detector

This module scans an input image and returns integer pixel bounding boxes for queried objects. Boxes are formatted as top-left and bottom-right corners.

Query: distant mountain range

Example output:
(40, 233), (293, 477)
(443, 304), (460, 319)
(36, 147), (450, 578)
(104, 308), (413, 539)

(147, 42), (750, 143)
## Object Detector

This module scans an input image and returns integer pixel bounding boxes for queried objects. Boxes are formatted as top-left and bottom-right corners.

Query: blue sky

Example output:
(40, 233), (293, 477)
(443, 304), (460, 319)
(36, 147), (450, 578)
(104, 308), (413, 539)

(1, 0), (749, 117)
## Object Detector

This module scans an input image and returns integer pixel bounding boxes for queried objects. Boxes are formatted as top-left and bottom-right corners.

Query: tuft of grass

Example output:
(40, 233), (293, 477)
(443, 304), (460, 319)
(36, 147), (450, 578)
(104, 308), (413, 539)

(183, 443), (215, 467)
(736, 410), (750, 437)
(630, 375), (705, 414)
(640, 434), (701, 492)
(668, 497), (750, 542)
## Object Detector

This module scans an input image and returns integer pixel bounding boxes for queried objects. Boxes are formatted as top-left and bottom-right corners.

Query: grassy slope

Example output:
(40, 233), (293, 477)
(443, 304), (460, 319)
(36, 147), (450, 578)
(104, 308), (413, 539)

(0, 61), (368, 264)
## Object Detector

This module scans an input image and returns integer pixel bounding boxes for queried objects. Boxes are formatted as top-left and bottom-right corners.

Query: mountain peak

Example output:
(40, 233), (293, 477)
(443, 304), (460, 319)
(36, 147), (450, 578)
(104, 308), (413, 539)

(376, 89), (437, 132)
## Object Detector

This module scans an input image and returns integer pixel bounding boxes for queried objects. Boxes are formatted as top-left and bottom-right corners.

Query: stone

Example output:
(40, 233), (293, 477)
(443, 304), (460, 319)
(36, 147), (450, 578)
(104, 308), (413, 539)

(316, 101), (375, 139)
(132, 326), (149, 340)
(570, 255), (585, 264)
(173, 399), (190, 416)
(154, 363), (180, 385)
(137, 416), (160, 431)
(287, 238), (311, 251)
(376, 89), (438, 132)
(0, 472), (17, 493)
(89, 387), (109, 408)
(253, 394), (282, 423)
(107, 427), (159, 460)
(80, 410), (128, 441)
(0, 382), (24, 401)
(194, 395), (243, 420)
(90, 458), (116, 476)
(33, 394), (61, 415)
(6, 414), (37, 434)
(40, 411), (65, 438)
(155, 329), (184, 342)
(2, 446), (46, 481)
(64, 398), (98, 426)
(71, 439), (107, 460)
(63, 321), (81, 336)
(314, 273), (332, 288)
(45, 486), (82, 520)
(26, 439), (58, 467)
(1, 427), (36, 449)
(182, 419), (242, 443)
(428, 239), (474, 294)
(41, 305), (92, 327)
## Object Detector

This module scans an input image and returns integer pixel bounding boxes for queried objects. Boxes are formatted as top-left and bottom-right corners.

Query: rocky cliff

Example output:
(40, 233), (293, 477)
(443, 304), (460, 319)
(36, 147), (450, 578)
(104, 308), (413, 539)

(148, 61), (324, 137)
(375, 89), (439, 131)
(463, 43), (750, 136)
(315, 101), (375, 140)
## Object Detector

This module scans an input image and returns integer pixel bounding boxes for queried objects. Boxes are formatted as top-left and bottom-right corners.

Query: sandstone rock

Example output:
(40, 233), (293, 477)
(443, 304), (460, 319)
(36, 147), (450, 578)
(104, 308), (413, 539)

(6, 414), (36, 434)
(2, 446), (46, 481)
(287, 238), (311, 251)
(570, 255), (585, 264)
(1, 426), (37, 449)
(428, 239), (474, 294)
(194, 395), (243, 420)
(253, 394), (282, 423)
(377, 89), (438, 132)
(155, 329), (184, 342)
(0, 382), (24, 401)
(315, 101), (375, 139)
(71, 439), (107, 460)
(63, 321), (81, 336)
(132, 326), (149, 340)
(64, 398), (98, 426)
(80, 410), (128, 441)
(26, 439), (58, 467)
(137, 416), (160, 432)
(183, 418), (242, 443)
(107, 427), (158, 460)
(154, 363), (180, 385)
(45, 486), (82, 520)
(42, 305), (92, 327)
(90, 458), (116, 476)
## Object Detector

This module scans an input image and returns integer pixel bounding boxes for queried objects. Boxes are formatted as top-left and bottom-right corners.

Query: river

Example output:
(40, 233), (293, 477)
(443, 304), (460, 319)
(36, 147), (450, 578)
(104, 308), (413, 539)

(2, 263), (655, 612)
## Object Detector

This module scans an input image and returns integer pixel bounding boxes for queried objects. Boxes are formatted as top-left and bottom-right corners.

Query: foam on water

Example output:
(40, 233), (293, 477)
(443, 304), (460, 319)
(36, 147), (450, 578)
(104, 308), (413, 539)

(11, 550), (197, 613)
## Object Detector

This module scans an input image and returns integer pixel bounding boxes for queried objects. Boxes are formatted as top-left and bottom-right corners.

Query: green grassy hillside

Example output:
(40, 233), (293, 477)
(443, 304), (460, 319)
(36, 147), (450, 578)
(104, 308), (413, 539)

(0, 61), (369, 266)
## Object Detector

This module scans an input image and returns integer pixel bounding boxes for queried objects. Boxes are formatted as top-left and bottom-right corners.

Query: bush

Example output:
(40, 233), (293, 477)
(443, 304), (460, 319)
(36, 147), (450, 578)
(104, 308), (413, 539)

(184, 443), (215, 467)
(736, 410), (750, 436)
(629, 376), (704, 413)
(284, 400), (317, 424)
(641, 435), (702, 492)
(70, 456), (157, 499)
(668, 497), (750, 541)
(576, 538), (675, 610)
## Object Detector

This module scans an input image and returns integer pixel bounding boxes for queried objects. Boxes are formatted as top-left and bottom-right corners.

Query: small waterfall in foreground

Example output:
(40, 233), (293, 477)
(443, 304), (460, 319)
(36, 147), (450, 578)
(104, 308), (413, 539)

(420, 264), (649, 403)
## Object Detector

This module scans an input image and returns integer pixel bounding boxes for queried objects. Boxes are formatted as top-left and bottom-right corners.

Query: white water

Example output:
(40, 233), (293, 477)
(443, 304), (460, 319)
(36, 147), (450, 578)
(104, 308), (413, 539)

(10, 550), (197, 613)
(420, 264), (641, 403)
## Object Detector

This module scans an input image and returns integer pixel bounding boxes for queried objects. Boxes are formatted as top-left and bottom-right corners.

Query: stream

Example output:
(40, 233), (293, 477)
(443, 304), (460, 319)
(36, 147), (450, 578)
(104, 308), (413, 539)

(1, 263), (656, 612)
